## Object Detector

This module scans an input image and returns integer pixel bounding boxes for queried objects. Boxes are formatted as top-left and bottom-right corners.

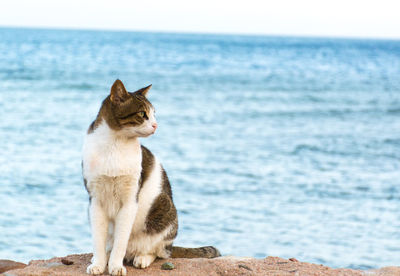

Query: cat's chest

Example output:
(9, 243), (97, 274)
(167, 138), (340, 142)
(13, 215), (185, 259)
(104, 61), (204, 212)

(83, 132), (142, 179)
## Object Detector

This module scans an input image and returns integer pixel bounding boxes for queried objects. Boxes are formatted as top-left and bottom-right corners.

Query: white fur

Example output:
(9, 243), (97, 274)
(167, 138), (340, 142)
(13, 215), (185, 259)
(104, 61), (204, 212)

(83, 121), (141, 276)
(108, 200), (137, 275)
(126, 159), (171, 262)
(83, 120), (143, 179)
(86, 199), (108, 275)
(126, 225), (174, 263)
(133, 255), (156, 269)
(83, 114), (171, 274)
(102, 158), (174, 266)
(133, 158), (162, 232)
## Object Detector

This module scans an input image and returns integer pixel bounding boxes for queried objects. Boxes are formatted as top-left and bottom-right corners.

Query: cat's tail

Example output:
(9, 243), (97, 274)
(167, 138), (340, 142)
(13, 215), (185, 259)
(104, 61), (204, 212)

(170, 246), (221, 258)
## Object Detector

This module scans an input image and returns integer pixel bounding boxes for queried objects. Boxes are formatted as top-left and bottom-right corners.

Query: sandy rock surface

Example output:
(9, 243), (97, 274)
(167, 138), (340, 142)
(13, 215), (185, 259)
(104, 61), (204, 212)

(0, 260), (26, 274)
(2, 253), (400, 276)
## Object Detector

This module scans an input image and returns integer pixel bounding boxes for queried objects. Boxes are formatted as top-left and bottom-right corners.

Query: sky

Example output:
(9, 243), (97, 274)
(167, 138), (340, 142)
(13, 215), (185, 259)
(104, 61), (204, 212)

(0, 0), (399, 39)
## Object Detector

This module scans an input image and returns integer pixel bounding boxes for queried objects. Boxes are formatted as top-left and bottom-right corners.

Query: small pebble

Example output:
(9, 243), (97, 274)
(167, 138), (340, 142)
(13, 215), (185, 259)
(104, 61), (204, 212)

(289, 258), (299, 262)
(238, 264), (252, 271)
(61, 258), (74, 265)
(161, 262), (174, 270)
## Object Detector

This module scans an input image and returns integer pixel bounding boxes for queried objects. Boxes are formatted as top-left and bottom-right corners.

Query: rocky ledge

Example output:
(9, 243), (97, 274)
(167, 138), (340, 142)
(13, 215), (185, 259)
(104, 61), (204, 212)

(1, 254), (399, 276)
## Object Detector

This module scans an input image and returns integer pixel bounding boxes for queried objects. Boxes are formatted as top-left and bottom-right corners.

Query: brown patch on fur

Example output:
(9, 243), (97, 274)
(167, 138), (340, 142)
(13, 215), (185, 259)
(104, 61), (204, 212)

(161, 168), (173, 198)
(165, 219), (178, 240)
(145, 193), (177, 235)
(170, 246), (221, 258)
(135, 84), (152, 97)
(88, 80), (153, 133)
(140, 146), (178, 237)
(110, 79), (129, 104)
(87, 121), (96, 134)
(138, 146), (155, 201)
(142, 156), (178, 239)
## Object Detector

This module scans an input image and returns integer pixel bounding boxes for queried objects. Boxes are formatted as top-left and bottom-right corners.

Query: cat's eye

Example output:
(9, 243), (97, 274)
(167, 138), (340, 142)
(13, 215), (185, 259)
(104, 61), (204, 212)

(138, 111), (146, 118)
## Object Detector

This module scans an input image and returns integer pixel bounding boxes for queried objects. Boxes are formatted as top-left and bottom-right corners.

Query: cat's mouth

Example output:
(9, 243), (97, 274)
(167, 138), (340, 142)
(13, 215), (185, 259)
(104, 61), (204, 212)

(145, 130), (156, 136)
(136, 128), (156, 137)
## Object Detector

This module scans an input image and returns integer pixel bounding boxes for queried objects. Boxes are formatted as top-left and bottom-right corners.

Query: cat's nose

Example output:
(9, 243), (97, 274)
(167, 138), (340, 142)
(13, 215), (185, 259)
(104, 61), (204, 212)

(152, 122), (158, 131)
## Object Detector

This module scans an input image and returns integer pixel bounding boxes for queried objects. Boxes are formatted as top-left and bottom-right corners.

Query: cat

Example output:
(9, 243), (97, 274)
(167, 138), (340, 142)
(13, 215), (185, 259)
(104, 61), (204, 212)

(82, 79), (220, 275)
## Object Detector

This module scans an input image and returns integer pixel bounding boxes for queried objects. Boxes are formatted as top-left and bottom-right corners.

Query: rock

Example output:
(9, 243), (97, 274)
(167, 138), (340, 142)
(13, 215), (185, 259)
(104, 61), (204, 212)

(369, 266), (400, 275)
(160, 261), (174, 270)
(61, 258), (74, 265)
(43, 261), (64, 268)
(238, 263), (252, 271)
(3, 253), (400, 276)
(0, 260), (26, 273)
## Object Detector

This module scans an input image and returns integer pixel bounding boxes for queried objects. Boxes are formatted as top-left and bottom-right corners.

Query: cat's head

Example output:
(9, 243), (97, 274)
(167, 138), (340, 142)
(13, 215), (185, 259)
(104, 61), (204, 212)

(96, 79), (157, 138)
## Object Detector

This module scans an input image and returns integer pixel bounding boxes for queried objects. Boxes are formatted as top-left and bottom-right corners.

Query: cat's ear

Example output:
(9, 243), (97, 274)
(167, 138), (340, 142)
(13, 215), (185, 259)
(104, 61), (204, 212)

(135, 84), (152, 97)
(110, 79), (129, 104)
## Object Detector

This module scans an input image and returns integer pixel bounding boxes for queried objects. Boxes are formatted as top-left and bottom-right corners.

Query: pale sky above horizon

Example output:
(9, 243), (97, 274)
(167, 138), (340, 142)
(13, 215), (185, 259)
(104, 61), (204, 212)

(1, 0), (400, 39)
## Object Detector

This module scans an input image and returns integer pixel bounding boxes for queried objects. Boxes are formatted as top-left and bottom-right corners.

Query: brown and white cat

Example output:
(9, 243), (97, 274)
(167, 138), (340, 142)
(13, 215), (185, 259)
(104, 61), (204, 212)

(82, 80), (220, 275)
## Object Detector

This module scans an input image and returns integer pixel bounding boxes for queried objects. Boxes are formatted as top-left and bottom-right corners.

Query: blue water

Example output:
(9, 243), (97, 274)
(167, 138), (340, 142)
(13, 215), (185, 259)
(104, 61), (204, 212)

(0, 27), (399, 270)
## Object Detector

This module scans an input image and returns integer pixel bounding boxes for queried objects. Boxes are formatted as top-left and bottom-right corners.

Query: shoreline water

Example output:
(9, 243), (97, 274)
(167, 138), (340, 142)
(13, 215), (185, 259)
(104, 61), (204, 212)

(1, 28), (399, 269)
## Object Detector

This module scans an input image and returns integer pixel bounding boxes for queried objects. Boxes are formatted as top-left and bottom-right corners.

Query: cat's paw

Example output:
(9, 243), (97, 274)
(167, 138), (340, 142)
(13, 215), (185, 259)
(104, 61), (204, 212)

(86, 262), (106, 275)
(108, 263), (127, 276)
(133, 254), (156, 269)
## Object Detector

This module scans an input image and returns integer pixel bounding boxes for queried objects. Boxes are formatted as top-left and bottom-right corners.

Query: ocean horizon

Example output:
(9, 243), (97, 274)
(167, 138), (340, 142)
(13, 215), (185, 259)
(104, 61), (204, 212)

(3, 25), (400, 41)
(0, 27), (399, 270)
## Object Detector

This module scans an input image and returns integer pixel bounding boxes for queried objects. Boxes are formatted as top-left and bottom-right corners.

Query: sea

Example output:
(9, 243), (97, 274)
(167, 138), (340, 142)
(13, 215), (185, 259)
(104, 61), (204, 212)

(0, 27), (399, 270)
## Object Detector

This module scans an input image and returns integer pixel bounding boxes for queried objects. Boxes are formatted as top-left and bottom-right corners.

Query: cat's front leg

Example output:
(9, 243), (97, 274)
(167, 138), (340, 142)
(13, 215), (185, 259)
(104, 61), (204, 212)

(108, 201), (137, 276)
(87, 199), (108, 275)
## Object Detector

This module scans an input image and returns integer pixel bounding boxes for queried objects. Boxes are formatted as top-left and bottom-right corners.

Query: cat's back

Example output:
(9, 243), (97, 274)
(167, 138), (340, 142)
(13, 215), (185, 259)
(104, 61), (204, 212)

(133, 145), (175, 230)
(140, 145), (172, 196)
